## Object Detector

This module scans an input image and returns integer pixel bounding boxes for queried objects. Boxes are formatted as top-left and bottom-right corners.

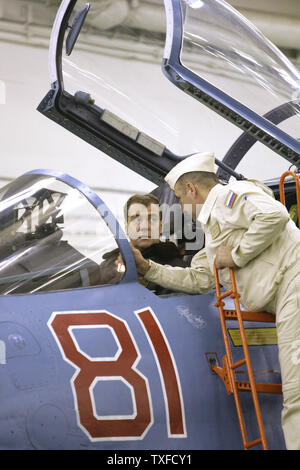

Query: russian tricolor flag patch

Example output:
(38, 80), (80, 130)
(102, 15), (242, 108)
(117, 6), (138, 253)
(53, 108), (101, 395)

(226, 191), (238, 208)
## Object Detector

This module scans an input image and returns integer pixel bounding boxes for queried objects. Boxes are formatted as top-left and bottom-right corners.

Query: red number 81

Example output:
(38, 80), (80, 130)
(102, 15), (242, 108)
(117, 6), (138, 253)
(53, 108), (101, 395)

(48, 308), (186, 441)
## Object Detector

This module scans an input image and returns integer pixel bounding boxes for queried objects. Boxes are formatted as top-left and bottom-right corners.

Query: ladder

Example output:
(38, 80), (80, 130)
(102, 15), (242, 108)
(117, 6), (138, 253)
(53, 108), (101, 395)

(211, 170), (300, 449)
(212, 263), (282, 450)
(279, 170), (300, 228)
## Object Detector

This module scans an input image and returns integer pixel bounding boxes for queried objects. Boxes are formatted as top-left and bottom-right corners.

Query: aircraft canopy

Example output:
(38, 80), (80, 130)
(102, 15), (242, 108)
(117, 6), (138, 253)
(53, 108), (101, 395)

(0, 171), (125, 295)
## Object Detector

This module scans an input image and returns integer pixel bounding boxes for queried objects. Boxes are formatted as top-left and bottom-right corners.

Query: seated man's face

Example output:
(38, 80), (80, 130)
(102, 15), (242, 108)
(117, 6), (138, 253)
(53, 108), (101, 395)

(127, 203), (162, 250)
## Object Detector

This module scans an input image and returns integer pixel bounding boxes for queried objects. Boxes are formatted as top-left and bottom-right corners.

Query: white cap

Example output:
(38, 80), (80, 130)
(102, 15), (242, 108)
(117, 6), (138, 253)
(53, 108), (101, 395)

(165, 152), (215, 189)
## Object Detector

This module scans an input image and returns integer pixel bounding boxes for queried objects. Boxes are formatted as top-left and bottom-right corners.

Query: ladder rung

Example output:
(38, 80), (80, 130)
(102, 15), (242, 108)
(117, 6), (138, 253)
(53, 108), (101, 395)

(231, 358), (246, 369)
(224, 309), (275, 323)
(245, 438), (262, 449)
(237, 381), (282, 394)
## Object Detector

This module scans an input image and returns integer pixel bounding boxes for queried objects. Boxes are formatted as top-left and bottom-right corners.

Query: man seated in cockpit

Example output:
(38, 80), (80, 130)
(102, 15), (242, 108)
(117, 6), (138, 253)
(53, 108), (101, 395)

(0, 188), (187, 295)
(97, 193), (187, 294)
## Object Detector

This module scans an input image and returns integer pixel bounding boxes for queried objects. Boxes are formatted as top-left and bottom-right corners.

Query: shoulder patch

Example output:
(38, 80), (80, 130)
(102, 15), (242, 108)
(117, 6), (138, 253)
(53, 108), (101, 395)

(225, 190), (238, 208)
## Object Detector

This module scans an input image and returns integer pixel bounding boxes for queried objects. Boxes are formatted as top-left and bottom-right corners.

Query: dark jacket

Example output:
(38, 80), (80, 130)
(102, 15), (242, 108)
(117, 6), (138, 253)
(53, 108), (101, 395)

(138, 241), (187, 295)
(95, 241), (188, 295)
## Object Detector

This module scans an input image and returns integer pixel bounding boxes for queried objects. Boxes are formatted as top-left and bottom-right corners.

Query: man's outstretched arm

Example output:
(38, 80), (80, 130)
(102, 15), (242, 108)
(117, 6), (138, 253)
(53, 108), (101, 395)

(131, 244), (214, 295)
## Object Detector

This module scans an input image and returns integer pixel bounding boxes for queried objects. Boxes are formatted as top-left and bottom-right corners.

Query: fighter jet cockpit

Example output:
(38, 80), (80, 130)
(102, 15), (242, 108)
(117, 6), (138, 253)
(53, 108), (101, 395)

(1, 0), (299, 452)
(0, 170), (126, 295)
(38, 0), (300, 252)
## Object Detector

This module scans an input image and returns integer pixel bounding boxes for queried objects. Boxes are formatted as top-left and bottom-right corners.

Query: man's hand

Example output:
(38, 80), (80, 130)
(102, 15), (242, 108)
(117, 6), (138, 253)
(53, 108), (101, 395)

(215, 245), (237, 269)
(114, 254), (126, 273)
(130, 243), (150, 275)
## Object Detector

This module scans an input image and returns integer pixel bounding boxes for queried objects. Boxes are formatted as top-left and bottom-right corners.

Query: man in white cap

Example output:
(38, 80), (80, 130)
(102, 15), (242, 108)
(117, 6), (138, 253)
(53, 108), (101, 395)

(131, 151), (300, 450)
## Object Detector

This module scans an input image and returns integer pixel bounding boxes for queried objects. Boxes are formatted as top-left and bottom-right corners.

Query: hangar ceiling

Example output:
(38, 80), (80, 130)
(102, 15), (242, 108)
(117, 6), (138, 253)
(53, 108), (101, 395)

(0, 0), (299, 67)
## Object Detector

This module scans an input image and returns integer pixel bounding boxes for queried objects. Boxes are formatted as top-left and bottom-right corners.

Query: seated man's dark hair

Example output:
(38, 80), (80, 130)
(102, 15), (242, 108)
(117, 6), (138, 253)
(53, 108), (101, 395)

(124, 193), (162, 221)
